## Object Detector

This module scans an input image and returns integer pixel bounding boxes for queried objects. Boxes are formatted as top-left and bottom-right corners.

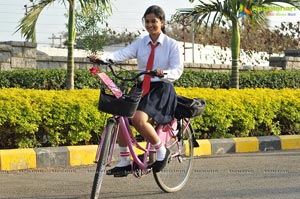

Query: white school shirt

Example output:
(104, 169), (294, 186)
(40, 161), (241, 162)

(103, 33), (184, 83)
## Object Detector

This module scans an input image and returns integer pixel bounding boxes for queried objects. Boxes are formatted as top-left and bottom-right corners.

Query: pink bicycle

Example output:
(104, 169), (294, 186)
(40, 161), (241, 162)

(90, 61), (205, 198)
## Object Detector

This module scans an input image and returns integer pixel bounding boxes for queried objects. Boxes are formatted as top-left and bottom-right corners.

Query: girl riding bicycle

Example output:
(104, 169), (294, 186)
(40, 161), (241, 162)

(89, 5), (183, 176)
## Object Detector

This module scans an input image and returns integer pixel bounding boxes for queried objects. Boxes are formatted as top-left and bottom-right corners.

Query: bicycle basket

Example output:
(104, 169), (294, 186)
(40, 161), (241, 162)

(98, 87), (142, 117)
(175, 95), (206, 119)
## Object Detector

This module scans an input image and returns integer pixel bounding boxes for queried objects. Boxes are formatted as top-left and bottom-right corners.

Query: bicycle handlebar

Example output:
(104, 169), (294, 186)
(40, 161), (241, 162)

(90, 58), (165, 81)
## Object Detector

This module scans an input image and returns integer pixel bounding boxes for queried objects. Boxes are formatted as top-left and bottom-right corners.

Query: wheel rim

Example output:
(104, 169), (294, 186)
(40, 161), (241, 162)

(153, 124), (194, 192)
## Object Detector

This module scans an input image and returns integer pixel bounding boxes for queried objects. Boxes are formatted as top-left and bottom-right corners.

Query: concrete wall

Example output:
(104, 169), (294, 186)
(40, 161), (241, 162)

(269, 49), (300, 69)
(1, 41), (299, 71)
(37, 54), (91, 70)
(0, 41), (93, 70)
(0, 41), (37, 70)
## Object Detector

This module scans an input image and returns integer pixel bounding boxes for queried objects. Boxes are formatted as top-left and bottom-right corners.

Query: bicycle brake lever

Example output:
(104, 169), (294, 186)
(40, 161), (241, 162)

(96, 59), (106, 64)
(150, 70), (166, 78)
(158, 73), (167, 78)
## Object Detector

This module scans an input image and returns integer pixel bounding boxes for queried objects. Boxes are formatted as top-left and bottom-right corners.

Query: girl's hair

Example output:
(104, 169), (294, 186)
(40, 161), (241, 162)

(142, 5), (166, 34)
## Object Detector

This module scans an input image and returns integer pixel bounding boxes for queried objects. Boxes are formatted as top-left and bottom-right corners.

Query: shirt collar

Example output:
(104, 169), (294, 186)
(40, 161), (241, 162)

(145, 33), (165, 46)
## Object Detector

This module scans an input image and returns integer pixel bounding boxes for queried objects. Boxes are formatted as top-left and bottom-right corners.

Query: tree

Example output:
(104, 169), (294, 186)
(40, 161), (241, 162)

(74, 10), (140, 53)
(16, 0), (111, 90)
(74, 5), (109, 54)
(100, 28), (141, 46)
(167, 19), (299, 66)
(175, 0), (300, 88)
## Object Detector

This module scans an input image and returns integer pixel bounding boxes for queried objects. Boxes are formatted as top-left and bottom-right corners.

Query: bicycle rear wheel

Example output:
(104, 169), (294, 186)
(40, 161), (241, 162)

(91, 118), (117, 199)
(153, 119), (194, 192)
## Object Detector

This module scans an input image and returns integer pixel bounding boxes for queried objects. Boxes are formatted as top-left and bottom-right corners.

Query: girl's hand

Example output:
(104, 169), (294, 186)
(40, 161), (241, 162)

(154, 69), (164, 78)
(87, 55), (101, 63)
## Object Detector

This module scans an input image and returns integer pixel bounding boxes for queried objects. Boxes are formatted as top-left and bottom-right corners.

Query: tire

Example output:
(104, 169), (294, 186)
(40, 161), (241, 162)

(90, 118), (117, 199)
(153, 119), (194, 193)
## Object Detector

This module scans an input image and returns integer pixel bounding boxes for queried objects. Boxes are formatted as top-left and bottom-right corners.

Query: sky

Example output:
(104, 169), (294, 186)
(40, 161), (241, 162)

(0, 0), (299, 46)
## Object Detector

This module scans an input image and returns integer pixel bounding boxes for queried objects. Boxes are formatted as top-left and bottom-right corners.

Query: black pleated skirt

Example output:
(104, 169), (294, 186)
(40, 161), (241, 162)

(137, 81), (177, 125)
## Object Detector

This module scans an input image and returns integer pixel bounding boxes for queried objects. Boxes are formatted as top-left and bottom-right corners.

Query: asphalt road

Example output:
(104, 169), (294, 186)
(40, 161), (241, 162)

(1, 150), (300, 199)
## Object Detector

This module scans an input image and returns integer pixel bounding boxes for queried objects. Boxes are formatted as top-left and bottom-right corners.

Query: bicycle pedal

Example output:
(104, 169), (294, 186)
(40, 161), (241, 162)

(133, 154), (145, 171)
(147, 162), (155, 169)
(177, 156), (183, 163)
(112, 169), (131, 177)
(113, 172), (130, 177)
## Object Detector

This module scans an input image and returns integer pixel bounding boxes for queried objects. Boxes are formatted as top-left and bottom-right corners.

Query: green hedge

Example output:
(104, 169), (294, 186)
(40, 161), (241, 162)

(1, 69), (300, 89)
(0, 88), (299, 149)
(0, 89), (104, 149)
(175, 70), (300, 89)
(176, 88), (300, 139)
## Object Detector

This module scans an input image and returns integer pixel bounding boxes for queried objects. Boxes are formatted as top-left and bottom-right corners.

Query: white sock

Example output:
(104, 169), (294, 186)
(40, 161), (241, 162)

(116, 146), (131, 167)
(153, 140), (166, 161)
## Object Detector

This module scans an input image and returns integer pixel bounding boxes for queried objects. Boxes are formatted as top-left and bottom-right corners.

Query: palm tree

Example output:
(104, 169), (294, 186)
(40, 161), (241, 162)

(177, 0), (299, 88)
(16, 0), (111, 90)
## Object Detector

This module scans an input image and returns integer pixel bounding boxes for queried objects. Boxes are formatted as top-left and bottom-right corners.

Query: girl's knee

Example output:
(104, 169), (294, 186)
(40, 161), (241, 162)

(132, 111), (148, 127)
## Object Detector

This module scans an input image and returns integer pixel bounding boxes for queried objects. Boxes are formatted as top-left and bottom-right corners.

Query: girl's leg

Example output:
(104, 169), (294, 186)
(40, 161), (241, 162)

(106, 130), (131, 176)
(107, 110), (169, 175)
(116, 133), (130, 167)
(132, 111), (168, 165)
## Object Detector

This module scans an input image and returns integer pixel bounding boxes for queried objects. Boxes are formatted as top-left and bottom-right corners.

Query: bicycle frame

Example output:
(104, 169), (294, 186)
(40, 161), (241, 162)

(91, 62), (199, 197)
(95, 115), (188, 174)
(94, 66), (191, 175)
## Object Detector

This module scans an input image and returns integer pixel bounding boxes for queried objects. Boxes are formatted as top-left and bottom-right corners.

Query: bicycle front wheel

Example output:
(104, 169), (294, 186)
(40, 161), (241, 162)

(153, 119), (194, 192)
(91, 118), (117, 199)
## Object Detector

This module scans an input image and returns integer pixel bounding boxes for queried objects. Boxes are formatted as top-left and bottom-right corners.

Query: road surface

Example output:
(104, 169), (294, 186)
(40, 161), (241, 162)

(1, 150), (300, 199)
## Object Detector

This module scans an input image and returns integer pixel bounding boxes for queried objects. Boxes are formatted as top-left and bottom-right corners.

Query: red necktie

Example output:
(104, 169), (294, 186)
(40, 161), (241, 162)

(142, 43), (159, 97)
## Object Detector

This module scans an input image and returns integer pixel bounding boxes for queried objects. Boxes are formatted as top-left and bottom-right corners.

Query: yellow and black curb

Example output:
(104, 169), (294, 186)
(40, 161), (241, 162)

(1, 135), (300, 171)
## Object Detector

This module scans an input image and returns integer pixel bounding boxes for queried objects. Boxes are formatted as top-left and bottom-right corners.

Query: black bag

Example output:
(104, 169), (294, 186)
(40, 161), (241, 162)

(98, 87), (142, 117)
(175, 95), (206, 119)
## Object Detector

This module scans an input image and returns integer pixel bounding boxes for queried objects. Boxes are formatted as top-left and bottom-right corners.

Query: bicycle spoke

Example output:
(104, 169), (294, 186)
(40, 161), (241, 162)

(91, 118), (116, 199)
(153, 120), (194, 192)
